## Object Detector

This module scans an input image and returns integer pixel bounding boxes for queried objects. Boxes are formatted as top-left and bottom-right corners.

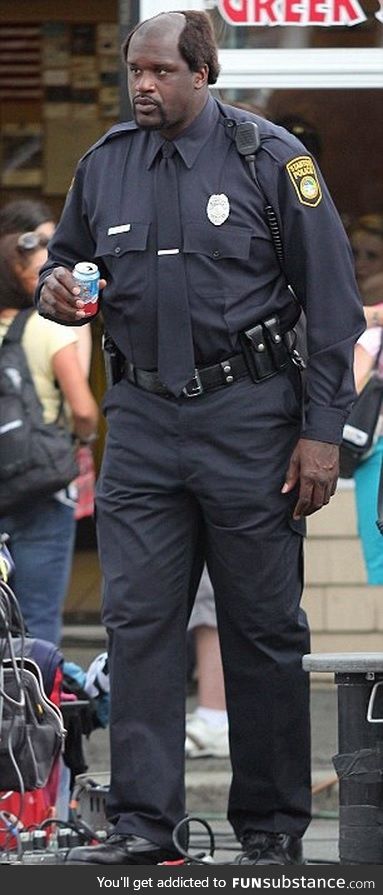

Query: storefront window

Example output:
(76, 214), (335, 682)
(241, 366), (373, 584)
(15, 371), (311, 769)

(0, 2), (119, 216)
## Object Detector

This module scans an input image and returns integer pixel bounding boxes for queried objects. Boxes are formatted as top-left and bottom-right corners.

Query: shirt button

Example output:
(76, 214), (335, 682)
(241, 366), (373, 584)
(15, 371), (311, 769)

(114, 246), (121, 254)
(212, 250), (220, 259)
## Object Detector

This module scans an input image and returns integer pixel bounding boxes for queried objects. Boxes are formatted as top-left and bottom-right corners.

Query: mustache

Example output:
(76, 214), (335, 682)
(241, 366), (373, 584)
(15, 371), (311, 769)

(133, 96), (161, 108)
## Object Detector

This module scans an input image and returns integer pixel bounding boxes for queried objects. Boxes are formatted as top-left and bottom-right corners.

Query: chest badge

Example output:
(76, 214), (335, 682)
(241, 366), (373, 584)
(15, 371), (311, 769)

(206, 194), (230, 226)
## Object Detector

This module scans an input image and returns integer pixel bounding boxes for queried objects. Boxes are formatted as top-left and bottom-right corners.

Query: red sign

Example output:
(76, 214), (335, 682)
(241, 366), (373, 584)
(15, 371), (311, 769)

(219, 0), (370, 26)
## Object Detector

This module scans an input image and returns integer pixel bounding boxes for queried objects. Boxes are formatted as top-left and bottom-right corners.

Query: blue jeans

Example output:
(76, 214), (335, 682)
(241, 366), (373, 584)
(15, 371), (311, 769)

(0, 495), (76, 645)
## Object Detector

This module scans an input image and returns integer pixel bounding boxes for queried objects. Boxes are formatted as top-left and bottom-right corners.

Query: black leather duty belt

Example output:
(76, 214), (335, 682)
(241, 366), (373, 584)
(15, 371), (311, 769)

(123, 352), (250, 399)
(122, 318), (303, 399)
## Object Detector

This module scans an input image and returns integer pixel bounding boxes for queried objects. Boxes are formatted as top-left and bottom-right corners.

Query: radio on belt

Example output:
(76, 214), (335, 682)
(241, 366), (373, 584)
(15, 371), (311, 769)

(73, 262), (100, 317)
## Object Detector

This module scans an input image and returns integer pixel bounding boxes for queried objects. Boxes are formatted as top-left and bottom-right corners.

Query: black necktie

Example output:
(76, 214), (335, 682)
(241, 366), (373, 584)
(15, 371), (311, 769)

(155, 142), (195, 396)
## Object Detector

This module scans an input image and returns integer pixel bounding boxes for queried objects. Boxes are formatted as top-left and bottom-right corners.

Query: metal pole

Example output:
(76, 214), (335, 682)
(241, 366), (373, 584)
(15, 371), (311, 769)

(335, 670), (383, 864)
(118, 0), (140, 121)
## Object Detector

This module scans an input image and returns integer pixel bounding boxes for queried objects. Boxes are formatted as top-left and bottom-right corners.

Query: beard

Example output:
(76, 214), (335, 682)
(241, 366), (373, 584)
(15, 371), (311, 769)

(132, 99), (168, 131)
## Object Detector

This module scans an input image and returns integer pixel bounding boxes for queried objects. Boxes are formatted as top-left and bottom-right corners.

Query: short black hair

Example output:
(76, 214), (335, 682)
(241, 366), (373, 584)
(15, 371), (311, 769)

(0, 199), (54, 237)
(0, 232), (37, 309)
(121, 10), (220, 86)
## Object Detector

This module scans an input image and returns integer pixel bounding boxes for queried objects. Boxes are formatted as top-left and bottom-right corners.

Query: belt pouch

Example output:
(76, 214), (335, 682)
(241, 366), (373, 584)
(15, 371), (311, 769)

(239, 323), (275, 381)
(262, 316), (289, 371)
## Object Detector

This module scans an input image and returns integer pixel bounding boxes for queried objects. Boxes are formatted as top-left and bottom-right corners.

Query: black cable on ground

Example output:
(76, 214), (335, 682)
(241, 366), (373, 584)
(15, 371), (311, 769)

(38, 816), (105, 843)
(172, 816), (216, 864)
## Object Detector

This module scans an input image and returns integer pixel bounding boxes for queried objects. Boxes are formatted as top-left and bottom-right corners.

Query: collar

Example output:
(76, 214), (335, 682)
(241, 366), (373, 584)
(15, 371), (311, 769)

(146, 93), (220, 170)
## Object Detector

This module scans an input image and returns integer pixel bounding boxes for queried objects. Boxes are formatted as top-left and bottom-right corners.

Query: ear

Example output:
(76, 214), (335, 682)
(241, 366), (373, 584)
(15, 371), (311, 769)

(194, 64), (209, 90)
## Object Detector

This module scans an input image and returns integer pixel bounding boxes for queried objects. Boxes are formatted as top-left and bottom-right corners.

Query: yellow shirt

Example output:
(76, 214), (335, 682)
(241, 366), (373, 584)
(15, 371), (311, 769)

(0, 311), (78, 424)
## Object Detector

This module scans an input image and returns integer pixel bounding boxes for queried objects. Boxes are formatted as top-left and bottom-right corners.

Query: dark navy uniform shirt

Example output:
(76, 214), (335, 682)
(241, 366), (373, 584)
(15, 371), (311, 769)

(37, 94), (365, 444)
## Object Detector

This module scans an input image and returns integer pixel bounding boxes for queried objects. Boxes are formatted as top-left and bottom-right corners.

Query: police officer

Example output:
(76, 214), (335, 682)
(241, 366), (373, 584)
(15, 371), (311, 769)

(36, 11), (364, 865)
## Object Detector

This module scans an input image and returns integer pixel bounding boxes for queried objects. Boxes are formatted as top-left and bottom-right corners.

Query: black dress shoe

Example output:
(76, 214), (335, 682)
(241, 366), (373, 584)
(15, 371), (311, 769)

(234, 831), (304, 865)
(66, 833), (181, 865)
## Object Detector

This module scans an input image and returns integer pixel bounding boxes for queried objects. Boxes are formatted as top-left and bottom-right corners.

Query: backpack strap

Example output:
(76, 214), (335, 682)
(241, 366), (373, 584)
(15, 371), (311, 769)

(2, 308), (35, 345)
(1, 306), (66, 424)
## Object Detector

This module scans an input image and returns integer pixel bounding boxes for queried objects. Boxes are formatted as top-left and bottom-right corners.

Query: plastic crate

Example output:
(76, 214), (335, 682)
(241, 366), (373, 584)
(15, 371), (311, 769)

(72, 772), (112, 833)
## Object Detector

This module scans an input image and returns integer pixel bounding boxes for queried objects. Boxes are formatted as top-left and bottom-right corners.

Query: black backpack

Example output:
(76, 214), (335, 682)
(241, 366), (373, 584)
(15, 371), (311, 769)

(0, 308), (78, 513)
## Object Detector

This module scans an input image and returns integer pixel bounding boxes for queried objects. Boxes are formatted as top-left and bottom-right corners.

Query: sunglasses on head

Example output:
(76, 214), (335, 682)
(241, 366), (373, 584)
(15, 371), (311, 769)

(17, 231), (49, 251)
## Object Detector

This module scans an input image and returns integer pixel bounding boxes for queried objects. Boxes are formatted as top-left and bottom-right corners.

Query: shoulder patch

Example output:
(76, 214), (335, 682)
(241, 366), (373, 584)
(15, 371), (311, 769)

(286, 156), (322, 207)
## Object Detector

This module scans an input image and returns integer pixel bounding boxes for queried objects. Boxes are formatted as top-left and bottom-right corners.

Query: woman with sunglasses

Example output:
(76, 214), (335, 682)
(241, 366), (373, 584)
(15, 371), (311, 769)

(0, 229), (98, 645)
(0, 199), (93, 375)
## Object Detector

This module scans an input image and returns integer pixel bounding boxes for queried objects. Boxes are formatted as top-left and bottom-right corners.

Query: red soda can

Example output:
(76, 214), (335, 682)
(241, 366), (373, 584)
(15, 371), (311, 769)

(73, 262), (100, 317)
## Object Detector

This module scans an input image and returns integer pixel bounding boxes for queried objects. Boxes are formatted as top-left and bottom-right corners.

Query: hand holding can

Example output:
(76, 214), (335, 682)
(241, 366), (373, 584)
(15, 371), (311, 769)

(73, 262), (100, 317)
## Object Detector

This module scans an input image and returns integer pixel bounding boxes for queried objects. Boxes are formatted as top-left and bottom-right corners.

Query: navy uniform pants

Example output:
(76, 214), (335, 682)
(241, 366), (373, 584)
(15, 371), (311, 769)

(96, 364), (311, 849)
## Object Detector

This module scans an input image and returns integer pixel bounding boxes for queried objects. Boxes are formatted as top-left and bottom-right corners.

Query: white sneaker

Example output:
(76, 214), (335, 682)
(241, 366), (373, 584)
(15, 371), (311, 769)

(185, 712), (230, 759)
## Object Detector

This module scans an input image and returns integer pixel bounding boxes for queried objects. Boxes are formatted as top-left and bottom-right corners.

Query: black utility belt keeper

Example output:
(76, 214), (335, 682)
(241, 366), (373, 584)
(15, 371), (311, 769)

(118, 316), (302, 399)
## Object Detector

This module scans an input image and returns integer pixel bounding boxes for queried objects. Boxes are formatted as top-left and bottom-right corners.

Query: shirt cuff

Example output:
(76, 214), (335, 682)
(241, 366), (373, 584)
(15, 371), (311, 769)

(301, 406), (347, 445)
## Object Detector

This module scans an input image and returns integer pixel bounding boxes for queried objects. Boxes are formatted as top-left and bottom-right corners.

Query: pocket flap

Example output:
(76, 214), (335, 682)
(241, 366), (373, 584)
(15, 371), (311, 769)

(97, 223), (150, 257)
(184, 222), (251, 260)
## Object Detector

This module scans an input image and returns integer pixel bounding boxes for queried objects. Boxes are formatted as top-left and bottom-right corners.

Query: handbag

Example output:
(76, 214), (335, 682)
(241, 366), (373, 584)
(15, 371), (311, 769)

(0, 654), (66, 791)
(0, 410), (79, 514)
(0, 571), (65, 796)
(339, 370), (383, 478)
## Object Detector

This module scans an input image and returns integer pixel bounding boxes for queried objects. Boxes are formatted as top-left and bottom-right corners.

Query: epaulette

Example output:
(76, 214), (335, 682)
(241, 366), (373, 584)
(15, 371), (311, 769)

(80, 120), (139, 162)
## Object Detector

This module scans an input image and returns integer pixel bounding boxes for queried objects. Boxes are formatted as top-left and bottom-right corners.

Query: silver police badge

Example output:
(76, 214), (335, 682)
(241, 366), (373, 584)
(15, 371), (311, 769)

(206, 194), (230, 226)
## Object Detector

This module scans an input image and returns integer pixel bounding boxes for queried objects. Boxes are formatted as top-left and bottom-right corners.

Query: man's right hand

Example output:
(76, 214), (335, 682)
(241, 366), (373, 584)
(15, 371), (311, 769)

(38, 267), (106, 323)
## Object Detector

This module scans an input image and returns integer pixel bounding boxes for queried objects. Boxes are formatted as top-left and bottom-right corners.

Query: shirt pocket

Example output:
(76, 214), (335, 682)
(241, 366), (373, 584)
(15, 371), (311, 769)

(96, 224), (150, 296)
(183, 222), (252, 297)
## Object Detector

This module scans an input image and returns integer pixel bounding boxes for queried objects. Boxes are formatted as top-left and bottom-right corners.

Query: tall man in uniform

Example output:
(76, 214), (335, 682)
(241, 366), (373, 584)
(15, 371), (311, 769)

(36, 11), (365, 865)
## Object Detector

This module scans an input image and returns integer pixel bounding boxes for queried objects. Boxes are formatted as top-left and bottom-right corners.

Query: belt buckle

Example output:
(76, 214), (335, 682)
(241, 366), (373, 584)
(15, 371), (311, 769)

(182, 369), (203, 398)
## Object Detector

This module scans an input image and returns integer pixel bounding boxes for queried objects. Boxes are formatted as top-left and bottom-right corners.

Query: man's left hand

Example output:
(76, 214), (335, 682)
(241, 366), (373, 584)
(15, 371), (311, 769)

(282, 439), (339, 519)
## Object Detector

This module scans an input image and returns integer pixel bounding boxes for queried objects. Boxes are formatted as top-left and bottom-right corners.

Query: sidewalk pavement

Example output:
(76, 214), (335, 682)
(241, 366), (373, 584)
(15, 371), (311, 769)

(61, 625), (341, 865)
